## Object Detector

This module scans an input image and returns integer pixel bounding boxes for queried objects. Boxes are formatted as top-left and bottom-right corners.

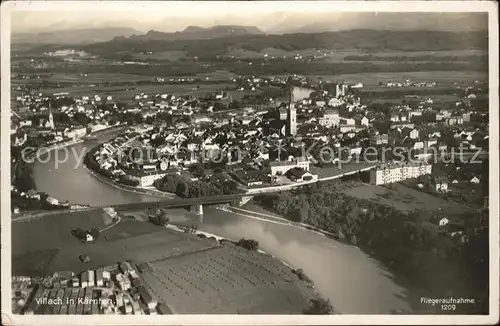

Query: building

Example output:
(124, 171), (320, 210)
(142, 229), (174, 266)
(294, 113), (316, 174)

(95, 270), (104, 287)
(319, 109), (340, 127)
(232, 169), (264, 187)
(286, 168), (318, 182)
(328, 98), (343, 107)
(80, 271), (89, 288)
(270, 157), (309, 176)
(371, 134), (389, 146)
(446, 116), (464, 126)
(403, 128), (419, 140)
(266, 119), (286, 137)
(48, 102), (55, 129)
(370, 162), (432, 185)
(435, 176), (449, 192)
(139, 287), (158, 310)
(73, 126), (87, 138)
(286, 90), (297, 136)
(335, 83), (348, 98)
(127, 170), (167, 187)
(87, 270), (95, 287)
(339, 124), (359, 133)
(279, 107), (287, 121)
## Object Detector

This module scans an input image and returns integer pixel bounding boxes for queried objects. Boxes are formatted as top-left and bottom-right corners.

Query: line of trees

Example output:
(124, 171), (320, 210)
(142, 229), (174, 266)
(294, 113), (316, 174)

(343, 54), (488, 62)
(154, 171), (243, 198)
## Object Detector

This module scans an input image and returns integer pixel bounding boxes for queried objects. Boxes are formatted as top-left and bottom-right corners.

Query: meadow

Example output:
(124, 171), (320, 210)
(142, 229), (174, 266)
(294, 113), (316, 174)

(309, 70), (487, 87)
(141, 245), (315, 314)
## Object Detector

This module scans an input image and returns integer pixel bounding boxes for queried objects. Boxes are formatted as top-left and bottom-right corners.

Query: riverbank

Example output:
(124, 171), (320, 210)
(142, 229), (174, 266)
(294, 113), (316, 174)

(220, 204), (342, 241)
(82, 124), (128, 140)
(168, 222), (303, 270)
(82, 129), (179, 200)
(252, 184), (489, 314)
(26, 138), (84, 161)
(12, 138), (89, 213)
(84, 164), (175, 199)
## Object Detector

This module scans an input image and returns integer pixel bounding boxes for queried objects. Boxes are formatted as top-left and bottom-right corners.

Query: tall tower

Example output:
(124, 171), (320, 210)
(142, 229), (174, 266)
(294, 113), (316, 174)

(48, 101), (55, 129)
(286, 87), (297, 136)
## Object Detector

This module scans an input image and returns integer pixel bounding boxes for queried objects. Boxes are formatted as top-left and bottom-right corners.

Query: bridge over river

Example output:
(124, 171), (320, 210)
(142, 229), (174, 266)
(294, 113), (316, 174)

(31, 139), (443, 314)
(105, 164), (377, 214)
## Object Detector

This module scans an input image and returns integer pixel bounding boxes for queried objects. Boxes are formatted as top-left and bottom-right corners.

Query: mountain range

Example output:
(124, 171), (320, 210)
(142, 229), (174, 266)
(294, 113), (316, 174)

(126, 25), (265, 41)
(11, 27), (141, 45)
(76, 29), (487, 60)
(11, 11), (488, 45)
(12, 25), (265, 44)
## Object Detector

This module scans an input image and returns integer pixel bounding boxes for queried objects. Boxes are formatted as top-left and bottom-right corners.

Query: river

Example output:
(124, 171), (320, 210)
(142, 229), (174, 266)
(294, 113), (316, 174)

(293, 86), (315, 101)
(32, 135), (424, 314)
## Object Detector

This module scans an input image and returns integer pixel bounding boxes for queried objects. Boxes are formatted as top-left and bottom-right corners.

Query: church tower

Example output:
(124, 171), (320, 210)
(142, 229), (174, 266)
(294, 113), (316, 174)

(286, 87), (297, 136)
(48, 101), (55, 129)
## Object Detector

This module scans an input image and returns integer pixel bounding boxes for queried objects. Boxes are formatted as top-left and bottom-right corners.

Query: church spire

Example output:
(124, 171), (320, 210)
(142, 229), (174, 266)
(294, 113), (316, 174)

(48, 100), (55, 129)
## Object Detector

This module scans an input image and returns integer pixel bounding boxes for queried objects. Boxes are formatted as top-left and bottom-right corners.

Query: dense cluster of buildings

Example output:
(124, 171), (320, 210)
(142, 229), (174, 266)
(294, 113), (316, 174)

(84, 77), (487, 191)
(11, 73), (488, 196)
(13, 261), (162, 315)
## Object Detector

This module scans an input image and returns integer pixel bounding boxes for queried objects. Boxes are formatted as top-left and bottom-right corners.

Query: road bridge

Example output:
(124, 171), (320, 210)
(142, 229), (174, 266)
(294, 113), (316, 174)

(109, 164), (377, 215)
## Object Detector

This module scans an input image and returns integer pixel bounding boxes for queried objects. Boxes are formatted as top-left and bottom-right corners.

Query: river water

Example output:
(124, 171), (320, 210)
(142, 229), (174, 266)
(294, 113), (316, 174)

(32, 134), (424, 314)
(293, 87), (315, 101)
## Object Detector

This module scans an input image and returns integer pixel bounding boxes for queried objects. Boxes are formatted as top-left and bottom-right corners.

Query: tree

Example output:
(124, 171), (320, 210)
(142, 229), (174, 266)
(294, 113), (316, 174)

(72, 228), (87, 242)
(149, 209), (170, 226)
(228, 100), (241, 110)
(156, 211), (170, 226)
(175, 181), (190, 198)
(72, 112), (90, 126)
(189, 163), (205, 178)
(303, 298), (334, 314)
(89, 228), (100, 241)
(134, 113), (143, 124)
(237, 238), (259, 251)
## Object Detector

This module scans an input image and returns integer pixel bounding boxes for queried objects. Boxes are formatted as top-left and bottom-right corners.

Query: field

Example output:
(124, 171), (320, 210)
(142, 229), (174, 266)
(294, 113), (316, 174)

(21, 82), (235, 99)
(342, 183), (465, 214)
(368, 93), (463, 105)
(12, 70), (237, 83)
(220, 48), (487, 61)
(11, 73), (154, 84)
(309, 70), (487, 87)
(140, 245), (315, 314)
(11, 209), (107, 252)
(12, 70), (256, 100)
(12, 216), (217, 276)
(132, 50), (188, 61)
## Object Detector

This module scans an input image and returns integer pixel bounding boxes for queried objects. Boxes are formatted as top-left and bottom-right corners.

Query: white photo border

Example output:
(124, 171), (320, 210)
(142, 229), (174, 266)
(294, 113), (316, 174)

(1, 1), (498, 325)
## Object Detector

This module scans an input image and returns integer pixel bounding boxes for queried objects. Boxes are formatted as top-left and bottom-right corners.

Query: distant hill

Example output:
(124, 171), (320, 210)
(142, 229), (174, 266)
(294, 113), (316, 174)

(11, 27), (141, 45)
(268, 12), (489, 34)
(127, 25), (264, 41)
(76, 29), (487, 59)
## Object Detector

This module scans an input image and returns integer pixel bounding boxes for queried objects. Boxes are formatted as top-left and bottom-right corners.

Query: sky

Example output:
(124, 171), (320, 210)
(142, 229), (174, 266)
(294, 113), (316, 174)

(9, 2), (489, 34)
